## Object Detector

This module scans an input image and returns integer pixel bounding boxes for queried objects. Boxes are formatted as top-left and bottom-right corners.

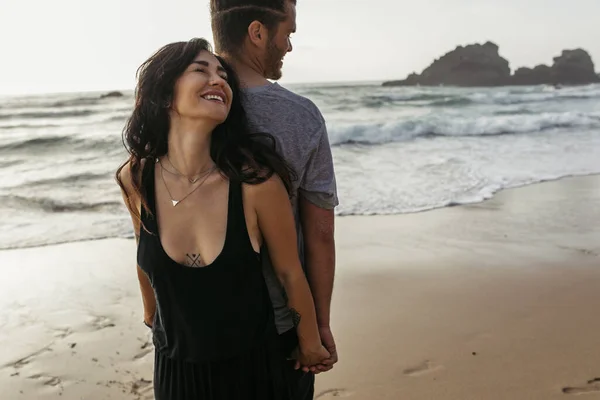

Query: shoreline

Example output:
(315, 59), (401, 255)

(1, 174), (599, 399)
(2, 172), (599, 252)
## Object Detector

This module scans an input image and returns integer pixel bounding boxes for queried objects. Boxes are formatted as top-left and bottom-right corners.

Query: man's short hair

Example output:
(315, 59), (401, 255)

(210, 0), (294, 55)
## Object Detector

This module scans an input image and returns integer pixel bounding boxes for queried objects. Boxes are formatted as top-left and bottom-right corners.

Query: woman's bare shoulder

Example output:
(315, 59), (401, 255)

(242, 173), (290, 215)
(242, 173), (286, 195)
(118, 158), (147, 197)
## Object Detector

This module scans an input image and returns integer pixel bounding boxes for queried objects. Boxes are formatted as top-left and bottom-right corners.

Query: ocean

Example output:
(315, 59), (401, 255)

(1, 83), (599, 250)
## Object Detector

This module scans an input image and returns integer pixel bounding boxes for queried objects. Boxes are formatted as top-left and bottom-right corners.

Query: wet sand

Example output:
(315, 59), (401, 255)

(1, 175), (599, 399)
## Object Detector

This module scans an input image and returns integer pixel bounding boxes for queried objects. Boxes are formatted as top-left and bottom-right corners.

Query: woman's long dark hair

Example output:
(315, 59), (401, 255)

(116, 38), (296, 222)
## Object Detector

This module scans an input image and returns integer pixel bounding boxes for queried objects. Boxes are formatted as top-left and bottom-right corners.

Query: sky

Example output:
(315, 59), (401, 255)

(0, 0), (599, 95)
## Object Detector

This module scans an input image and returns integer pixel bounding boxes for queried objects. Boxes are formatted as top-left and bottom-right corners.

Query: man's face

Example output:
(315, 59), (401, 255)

(263, 1), (296, 80)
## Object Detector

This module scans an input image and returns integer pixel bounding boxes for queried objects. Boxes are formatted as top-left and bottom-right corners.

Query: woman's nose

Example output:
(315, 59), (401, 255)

(209, 74), (226, 87)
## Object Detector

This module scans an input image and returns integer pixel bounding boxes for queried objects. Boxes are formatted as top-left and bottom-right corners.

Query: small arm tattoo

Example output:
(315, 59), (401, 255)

(290, 308), (301, 327)
(185, 253), (204, 268)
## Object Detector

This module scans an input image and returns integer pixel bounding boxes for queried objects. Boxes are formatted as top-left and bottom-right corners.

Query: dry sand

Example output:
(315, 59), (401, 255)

(1, 175), (599, 399)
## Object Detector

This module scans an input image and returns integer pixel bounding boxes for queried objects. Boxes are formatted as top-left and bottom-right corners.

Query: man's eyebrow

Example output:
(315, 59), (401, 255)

(191, 60), (227, 73)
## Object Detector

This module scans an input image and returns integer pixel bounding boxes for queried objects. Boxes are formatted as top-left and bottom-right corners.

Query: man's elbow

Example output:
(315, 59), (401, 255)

(308, 225), (335, 247)
(304, 214), (335, 249)
(299, 193), (336, 246)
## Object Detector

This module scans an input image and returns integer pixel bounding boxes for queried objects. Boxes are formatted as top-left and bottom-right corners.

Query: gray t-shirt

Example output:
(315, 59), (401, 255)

(241, 82), (338, 334)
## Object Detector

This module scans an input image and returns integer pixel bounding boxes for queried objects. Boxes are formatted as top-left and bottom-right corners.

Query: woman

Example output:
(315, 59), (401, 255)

(116, 38), (329, 399)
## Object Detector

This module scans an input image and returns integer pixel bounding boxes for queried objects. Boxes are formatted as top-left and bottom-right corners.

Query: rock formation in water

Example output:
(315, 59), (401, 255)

(100, 91), (124, 99)
(510, 65), (552, 86)
(383, 42), (600, 87)
(548, 49), (599, 85)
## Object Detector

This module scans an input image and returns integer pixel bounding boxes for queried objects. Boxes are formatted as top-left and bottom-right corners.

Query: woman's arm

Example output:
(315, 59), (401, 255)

(118, 161), (157, 327)
(249, 175), (329, 366)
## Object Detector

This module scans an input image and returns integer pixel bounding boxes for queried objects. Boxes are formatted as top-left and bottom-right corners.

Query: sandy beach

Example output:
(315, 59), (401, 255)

(1, 175), (599, 400)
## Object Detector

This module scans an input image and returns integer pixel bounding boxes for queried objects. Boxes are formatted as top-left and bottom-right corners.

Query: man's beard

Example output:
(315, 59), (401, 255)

(264, 39), (285, 80)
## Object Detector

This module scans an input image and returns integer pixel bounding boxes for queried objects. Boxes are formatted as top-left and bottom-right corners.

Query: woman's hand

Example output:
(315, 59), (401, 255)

(291, 344), (330, 372)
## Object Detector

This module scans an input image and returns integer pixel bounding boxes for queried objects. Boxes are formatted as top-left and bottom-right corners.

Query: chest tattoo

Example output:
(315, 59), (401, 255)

(185, 253), (204, 268)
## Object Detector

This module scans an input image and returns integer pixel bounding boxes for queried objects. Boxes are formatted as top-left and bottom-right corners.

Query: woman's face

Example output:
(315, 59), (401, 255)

(171, 50), (233, 124)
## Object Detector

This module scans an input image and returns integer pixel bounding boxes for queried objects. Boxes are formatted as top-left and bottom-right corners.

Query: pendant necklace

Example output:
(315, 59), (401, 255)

(159, 161), (215, 207)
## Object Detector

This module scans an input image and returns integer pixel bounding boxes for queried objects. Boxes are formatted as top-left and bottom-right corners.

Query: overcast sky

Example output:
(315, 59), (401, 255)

(0, 0), (598, 95)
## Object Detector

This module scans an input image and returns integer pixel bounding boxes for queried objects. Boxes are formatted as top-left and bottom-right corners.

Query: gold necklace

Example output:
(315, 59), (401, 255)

(159, 162), (215, 207)
(159, 158), (213, 185)
(165, 154), (213, 184)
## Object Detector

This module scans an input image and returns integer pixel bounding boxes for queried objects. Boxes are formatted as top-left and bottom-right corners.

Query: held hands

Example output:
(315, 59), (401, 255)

(292, 326), (339, 374)
(314, 326), (338, 373)
(291, 343), (330, 373)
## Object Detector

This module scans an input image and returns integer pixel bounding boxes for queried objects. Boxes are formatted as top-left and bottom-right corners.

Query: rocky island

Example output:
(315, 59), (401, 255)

(383, 41), (600, 87)
(100, 91), (124, 99)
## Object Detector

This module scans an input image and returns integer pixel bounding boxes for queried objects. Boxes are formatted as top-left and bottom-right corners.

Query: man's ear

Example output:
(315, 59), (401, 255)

(247, 20), (266, 47)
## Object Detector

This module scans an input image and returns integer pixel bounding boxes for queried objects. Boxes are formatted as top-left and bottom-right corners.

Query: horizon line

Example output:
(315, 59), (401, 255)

(0, 78), (386, 97)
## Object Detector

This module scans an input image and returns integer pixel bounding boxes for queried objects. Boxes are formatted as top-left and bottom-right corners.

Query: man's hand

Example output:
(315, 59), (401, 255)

(293, 326), (338, 373)
(315, 326), (338, 373)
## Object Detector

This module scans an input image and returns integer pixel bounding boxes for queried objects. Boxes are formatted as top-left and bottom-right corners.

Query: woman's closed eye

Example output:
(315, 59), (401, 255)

(195, 69), (228, 81)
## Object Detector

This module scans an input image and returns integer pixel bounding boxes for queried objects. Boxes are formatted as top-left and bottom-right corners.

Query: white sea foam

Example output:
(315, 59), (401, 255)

(0, 84), (599, 249)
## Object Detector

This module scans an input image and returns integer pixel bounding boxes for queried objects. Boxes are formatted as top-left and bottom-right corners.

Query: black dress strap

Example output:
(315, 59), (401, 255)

(140, 158), (158, 234)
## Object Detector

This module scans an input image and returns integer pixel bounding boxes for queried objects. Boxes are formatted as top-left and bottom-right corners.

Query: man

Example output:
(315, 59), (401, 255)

(210, 0), (339, 397)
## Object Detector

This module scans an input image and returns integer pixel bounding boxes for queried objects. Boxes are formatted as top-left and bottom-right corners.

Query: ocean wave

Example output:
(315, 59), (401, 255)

(470, 91), (600, 106)
(328, 111), (600, 146)
(360, 93), (456, 108)
(20, 172), (110, 187)
(0, 159), (24, 168)
(356, 85), (600, 108)
(1, 194), (121, 213)
(493, 108), (536, 116)
(51, 97), (103, 107)
(0, 122), (62, 130)
(0, 133), (121, 153)
(0, 135), (73, 151)
(1, 92), (132, 110)
(335, 173), (599, 216)
(368, 93), (433, 102)
(103, 111), (132, 123)
(428, 97), (474, 107)
(0, 109), (96, 120)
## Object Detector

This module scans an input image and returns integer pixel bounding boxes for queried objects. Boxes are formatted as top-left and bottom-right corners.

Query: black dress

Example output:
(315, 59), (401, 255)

(137, 162), (296, 399)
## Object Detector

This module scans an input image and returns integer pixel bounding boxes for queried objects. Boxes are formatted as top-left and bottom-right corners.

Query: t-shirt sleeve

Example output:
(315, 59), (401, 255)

(299, 121), (339, 210)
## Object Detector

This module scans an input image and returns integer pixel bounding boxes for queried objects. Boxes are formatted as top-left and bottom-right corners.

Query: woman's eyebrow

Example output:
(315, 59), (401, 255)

(191, 60), (227, 74)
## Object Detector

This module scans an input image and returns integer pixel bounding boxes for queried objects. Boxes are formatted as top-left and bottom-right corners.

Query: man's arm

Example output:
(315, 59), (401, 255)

(298, 119), (339, 371)
(299, 198), (335, 328)
(299, 197), (337, 372)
